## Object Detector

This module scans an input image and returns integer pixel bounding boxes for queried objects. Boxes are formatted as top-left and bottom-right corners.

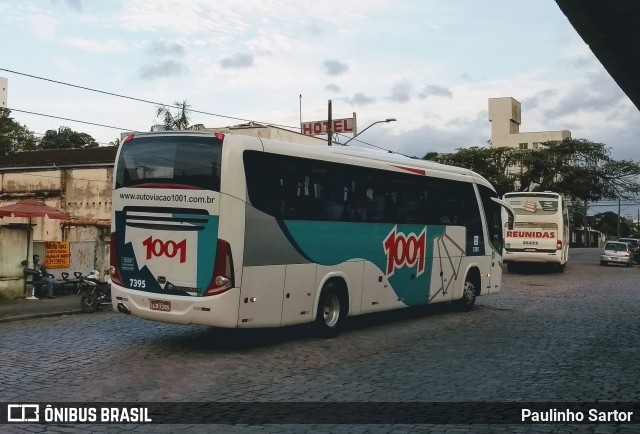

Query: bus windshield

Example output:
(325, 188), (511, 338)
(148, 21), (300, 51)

(115, 135), (223, 190)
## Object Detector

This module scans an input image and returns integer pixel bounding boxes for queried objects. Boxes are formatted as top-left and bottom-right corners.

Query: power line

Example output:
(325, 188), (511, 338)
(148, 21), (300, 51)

(1, 67), (402, 155)
(7, 108), (135, 131)
(0, 67), (291, 129)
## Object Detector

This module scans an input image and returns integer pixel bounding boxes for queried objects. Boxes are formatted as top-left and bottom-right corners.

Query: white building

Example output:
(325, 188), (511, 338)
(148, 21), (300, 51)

(488, 97), (571, 149)
(0, 76), (7, 109)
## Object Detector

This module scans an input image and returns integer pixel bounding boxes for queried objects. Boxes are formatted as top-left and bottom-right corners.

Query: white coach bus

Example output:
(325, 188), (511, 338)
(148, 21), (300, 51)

(502, 191), (570, 272)
(110, 132), (513, 336)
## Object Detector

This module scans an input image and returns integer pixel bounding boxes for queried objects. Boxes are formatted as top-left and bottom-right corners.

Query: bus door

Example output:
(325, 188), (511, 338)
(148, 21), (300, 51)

(482, 189), (512, 294)
(429, 226), (465, 303)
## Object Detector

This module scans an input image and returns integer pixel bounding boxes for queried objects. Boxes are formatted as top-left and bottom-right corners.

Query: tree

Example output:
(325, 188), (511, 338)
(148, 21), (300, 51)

(424, 138), (640, 203)
(0, 108), (39, 157)
(427, 146), (518, 195)
(40, 126), (99, 150)
(155, 100), (192, 130)
(592, 211), (635, 237)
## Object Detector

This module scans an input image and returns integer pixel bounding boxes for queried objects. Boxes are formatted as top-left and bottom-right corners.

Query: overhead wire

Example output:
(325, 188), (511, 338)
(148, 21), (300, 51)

(0, 67), (402, 155)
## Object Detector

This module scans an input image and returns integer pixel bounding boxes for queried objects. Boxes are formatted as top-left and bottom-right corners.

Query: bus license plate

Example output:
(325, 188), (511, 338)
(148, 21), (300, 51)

(150, 299), (171, 312)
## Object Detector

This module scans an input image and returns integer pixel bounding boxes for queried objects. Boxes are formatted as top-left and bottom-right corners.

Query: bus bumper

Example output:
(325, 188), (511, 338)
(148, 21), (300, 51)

(503, 251), (563, 264)
(111, 284), (240, 327)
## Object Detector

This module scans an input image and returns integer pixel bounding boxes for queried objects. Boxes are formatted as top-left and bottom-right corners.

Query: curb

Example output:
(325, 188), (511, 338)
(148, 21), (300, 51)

(0, 309), (83, 324)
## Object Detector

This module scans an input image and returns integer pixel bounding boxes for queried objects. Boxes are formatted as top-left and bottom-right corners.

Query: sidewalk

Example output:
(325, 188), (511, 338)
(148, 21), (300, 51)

(0, 293), (83, 323)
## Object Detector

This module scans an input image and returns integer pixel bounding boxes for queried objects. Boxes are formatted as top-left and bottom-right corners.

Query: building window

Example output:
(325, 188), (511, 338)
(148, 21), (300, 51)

(532, 142), (540, 150)
(519, 143), (528, 150)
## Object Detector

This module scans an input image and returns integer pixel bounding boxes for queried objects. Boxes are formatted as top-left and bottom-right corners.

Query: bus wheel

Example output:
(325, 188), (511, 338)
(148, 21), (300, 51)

(556, 263), (565, 273)
(315, 282), (345, 338)
(453, 277), (477, 312)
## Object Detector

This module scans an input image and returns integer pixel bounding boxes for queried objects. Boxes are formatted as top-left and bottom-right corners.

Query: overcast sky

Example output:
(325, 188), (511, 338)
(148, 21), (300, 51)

(1, 0), (640, 197)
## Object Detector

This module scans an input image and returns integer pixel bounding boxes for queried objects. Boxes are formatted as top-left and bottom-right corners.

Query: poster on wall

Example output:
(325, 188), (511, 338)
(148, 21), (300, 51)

(45, 241), (70, 269)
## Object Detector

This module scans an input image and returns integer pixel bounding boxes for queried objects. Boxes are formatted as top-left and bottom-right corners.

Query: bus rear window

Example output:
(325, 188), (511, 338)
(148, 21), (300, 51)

(115, 135), (222, 190)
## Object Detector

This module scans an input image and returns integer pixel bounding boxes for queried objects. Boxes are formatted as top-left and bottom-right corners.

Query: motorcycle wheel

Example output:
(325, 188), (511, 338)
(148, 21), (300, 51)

(80, 295), (99, 313)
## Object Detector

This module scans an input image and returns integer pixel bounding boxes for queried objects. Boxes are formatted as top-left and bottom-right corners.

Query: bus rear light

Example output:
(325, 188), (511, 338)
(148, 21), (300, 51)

(204, 239), (234, 296)
(110, 233), (124, 286)
(123, 134), (135, 143)
(556, 240), (563, 250)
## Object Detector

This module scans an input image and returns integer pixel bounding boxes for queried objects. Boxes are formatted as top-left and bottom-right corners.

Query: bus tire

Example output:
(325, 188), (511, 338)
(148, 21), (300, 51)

(556, 263), (565, 273)
(452, 274), (478, 312)
(314, 281), (346, 338)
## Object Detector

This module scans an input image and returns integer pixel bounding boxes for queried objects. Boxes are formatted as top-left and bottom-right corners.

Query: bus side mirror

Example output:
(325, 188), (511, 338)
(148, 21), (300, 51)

(491, 197), (515, 231)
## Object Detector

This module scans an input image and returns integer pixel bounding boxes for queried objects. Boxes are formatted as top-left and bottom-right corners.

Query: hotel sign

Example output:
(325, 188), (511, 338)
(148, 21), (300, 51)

(301, 118), (355, 136)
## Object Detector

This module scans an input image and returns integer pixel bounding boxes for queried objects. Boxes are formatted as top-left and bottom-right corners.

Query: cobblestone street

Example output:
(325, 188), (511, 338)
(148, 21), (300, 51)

(1, 248), (639, 433)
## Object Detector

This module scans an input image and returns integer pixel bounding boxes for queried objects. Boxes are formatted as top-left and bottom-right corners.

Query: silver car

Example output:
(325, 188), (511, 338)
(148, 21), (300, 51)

(600, 241), (634, 267)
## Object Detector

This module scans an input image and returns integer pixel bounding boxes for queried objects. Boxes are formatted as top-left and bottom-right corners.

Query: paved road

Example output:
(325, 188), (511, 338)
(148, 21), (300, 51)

(1, 248), (639, 433)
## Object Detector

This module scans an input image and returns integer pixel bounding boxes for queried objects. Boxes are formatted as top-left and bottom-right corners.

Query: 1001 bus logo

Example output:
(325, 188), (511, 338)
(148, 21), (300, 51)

(383, 226), (426, 277)
(142, 236), (187, 263)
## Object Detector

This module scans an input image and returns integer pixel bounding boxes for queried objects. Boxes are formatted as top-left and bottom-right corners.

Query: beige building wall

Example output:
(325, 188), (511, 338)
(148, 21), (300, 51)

(0, 226), (30, 299)
(125, 124), (328, 146)
(1, 76), (7, 109)
(489, 97), (571, 149)
(0, 166), (113, 298)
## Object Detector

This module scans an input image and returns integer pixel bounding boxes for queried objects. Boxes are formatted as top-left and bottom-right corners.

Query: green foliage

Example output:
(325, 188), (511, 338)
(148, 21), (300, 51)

(155, 100), (192, 130)
(424, 138), (640, 203)
(0, 108), (39, 157)
(591, 211), (636, 237)
(40, 126), (99, 150)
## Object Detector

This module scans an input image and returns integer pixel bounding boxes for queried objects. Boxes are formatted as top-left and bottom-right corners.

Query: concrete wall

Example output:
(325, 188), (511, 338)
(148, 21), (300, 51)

(1, 76), (7, 109)
(489, 97), (571, 149)
(204, 125), (328, 146)
(0, 165), (113, 299)
(0, 225), (30, 299)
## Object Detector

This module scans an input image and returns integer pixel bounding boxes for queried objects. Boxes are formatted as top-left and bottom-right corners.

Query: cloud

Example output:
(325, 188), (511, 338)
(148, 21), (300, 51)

(63, 37), (127, 53)
(140, 60), (187, 79)
(387, 81), (413, 103)
(541, 71), (626, 120)
(321, 59), (349, 76)
(419, 84), (453, 99)
(29, 14), (57, 39)
(220, 53), (254, 69)
(149, 40), (186, 57)
(308, 23), (323, 35)
(344, 92), (375, 106)
(64, 0), (82, 11)
(325, 84), (341, 93)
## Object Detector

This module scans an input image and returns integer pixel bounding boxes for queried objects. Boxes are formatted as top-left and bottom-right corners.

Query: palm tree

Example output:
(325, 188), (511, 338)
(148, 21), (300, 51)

(155, 100), (192, 130)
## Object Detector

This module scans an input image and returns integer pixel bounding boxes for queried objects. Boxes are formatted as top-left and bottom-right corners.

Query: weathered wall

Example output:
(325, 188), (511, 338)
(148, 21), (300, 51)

(0, 226), (30, 299)
(64, 168), (112, 221)
(0, 166), (113, 299)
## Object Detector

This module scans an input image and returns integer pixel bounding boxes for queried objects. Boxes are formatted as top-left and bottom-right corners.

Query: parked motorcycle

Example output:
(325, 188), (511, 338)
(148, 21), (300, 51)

(79, 269), (112, 313)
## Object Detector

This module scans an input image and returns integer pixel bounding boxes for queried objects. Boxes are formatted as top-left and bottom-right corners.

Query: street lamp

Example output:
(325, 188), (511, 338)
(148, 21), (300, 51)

(342, 118), (396, 146)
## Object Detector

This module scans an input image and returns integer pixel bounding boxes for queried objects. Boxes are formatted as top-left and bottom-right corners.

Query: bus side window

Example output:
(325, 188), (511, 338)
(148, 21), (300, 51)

(367, 191), (385, 222)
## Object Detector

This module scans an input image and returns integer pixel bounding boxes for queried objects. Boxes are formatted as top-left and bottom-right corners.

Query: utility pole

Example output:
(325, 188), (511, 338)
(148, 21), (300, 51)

(583, 199), (588, 247)
(617, 198), (621, 238)
(327, 100), (332, 146)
